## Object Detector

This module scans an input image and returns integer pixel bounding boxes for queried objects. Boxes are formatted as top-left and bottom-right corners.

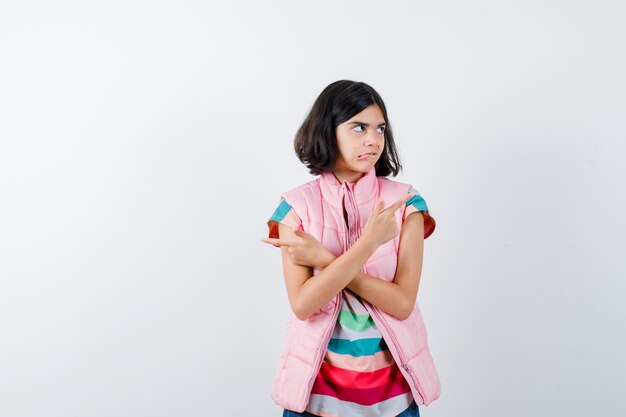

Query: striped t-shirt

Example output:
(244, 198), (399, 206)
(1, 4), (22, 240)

(305, 289), (414, 417)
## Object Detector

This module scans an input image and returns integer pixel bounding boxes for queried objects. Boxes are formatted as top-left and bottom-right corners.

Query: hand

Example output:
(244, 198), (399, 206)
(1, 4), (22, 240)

(261, 228), (336, 269)
(361, 193), (414, 248)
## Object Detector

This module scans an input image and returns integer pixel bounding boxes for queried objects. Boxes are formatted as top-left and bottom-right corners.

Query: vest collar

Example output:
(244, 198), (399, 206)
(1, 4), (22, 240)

(319, 166), (378, 207)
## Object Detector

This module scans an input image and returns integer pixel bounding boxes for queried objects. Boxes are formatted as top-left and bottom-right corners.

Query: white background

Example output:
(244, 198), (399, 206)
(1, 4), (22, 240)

(1, 1), (625, 416)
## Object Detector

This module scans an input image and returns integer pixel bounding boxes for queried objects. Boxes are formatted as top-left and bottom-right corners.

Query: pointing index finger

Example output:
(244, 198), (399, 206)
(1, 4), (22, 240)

(388, 192), (414, 212)
(261, 237), (285, 247)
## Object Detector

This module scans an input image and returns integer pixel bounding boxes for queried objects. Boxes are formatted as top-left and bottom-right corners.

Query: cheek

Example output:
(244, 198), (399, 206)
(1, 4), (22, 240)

(336, 146), (350, 163)
(336, 138), (355, 157)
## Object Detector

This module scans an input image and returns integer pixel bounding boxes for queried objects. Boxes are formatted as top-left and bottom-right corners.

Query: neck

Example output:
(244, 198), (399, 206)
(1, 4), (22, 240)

(332, 169), (368, 184)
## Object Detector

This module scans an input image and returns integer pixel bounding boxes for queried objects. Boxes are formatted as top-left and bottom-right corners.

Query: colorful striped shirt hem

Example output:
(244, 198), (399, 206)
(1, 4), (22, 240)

(305, 290), (413, 417)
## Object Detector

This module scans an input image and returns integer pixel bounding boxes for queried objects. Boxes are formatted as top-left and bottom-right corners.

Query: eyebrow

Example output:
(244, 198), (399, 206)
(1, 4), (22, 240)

(348, 121), (387, 127)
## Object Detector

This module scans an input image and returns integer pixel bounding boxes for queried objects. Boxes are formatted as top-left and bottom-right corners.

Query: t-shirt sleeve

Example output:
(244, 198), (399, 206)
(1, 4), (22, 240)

(403, 185), (436, 239)
(267, 198), (303, 244)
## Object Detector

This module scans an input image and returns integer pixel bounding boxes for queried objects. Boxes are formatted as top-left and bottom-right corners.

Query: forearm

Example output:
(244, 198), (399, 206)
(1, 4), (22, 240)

(320, 255), (413, 320)
(346, 273), (413, 320)
(295, 237), (378, 320)
(302, 210), (424, 321)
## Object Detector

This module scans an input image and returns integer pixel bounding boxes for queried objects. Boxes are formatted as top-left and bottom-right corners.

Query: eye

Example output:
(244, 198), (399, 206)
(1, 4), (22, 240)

(377, 126), (386, 134)
(353, 124), (365, 132)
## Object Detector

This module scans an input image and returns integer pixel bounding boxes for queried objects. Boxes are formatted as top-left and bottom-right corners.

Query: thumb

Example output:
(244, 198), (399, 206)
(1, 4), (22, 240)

(293, 227), (313, 242)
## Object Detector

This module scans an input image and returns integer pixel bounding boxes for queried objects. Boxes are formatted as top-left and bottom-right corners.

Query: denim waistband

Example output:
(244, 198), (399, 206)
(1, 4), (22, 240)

(282, 400), (420, 417)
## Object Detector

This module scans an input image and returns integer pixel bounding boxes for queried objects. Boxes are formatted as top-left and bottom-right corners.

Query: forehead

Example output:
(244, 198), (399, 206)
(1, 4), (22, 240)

(344, 104), (385, 124)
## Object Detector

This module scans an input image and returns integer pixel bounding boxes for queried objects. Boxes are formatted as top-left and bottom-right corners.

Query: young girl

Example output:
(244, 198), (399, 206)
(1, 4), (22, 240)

(261, 80), (440, 417)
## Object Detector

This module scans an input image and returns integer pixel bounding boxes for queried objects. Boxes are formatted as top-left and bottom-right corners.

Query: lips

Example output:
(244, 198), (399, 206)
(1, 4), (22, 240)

(356, 152), (376, 160)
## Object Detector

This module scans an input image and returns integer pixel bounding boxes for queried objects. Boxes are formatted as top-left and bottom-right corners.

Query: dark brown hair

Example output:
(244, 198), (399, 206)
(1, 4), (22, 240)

(294, 80), (402, 177)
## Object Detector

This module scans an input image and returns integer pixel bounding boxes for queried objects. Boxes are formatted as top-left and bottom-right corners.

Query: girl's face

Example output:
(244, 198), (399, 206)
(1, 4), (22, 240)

(333, 104), (386, 183)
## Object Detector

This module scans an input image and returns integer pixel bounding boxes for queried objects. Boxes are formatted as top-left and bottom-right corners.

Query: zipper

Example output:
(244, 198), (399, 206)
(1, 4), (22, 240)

(365, 301), (426, 404)
(344, 182), (361, 245)
(345, 181), (427, 404)
(347, 184), (361, 240)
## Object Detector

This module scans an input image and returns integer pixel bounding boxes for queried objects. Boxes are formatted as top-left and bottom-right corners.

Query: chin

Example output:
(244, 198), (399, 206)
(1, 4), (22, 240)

(356, 160), (377, 170)
(351, 166), (374, 175)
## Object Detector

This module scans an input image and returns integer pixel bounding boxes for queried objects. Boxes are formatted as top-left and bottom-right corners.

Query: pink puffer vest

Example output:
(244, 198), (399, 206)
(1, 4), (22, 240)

(269, 166), (440, 412)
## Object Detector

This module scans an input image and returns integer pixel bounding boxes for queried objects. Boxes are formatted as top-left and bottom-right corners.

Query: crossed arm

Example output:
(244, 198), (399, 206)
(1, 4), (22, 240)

(268, 211), (425, 320)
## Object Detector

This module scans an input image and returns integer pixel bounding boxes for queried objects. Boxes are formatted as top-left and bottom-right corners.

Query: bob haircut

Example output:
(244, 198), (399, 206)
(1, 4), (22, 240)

(294, 80), (402, 177)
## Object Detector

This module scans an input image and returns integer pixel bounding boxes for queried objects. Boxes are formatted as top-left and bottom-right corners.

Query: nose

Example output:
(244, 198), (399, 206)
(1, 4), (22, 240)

(364, 129), (381, 147)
